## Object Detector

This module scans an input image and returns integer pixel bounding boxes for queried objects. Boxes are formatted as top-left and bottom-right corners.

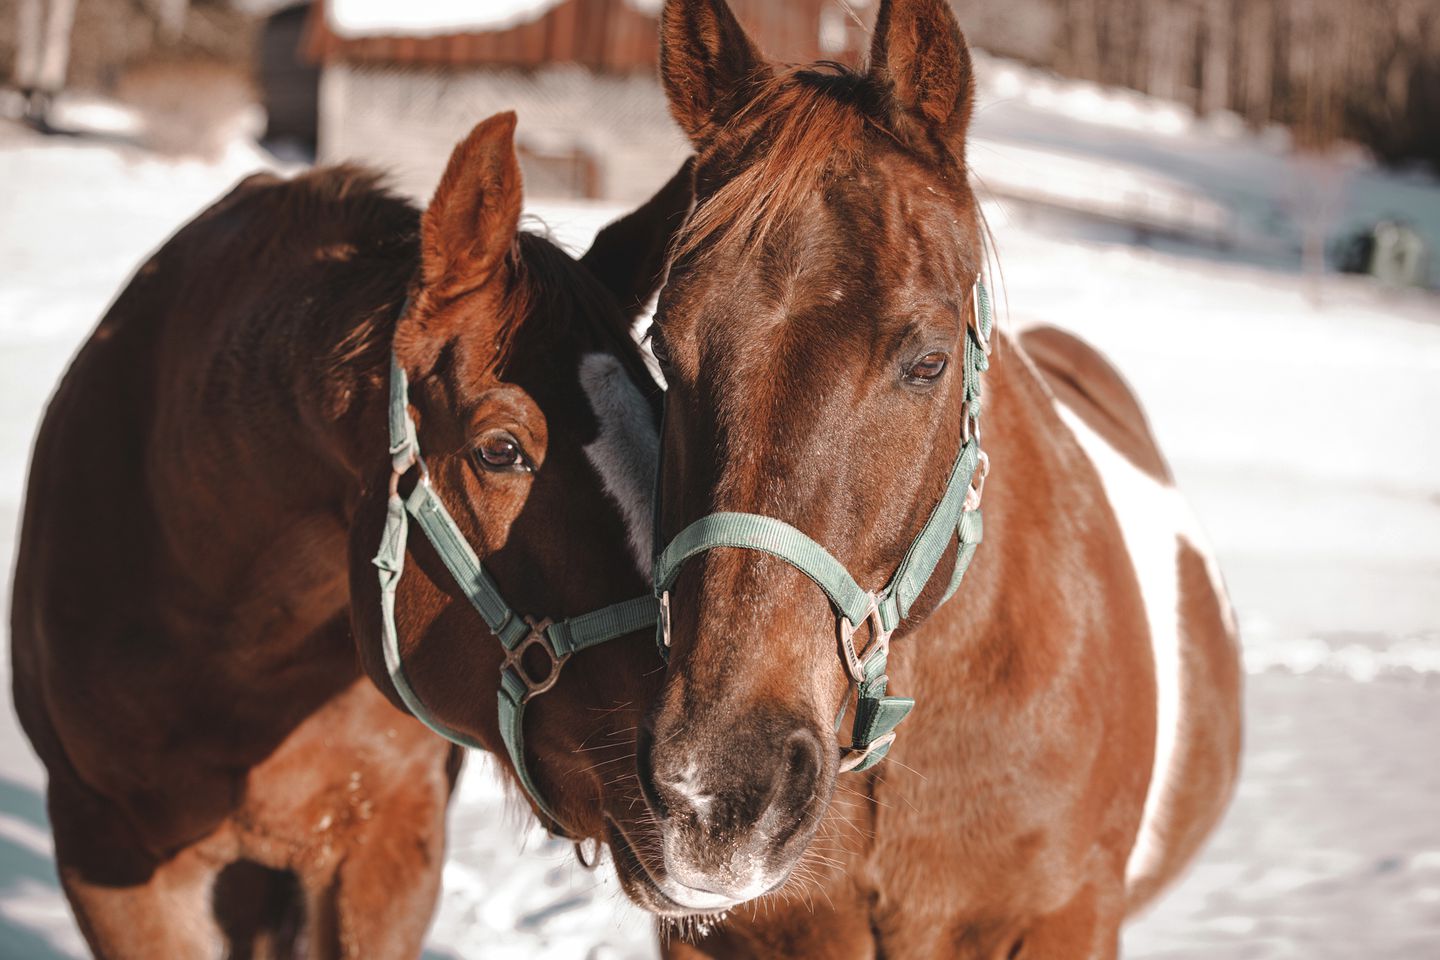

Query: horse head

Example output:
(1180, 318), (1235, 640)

(348, 112), (692, 842)
(620, 0), (989, 914)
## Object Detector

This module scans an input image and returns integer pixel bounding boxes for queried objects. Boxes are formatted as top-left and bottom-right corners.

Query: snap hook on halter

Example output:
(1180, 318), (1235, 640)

(838, 732), (897, 773)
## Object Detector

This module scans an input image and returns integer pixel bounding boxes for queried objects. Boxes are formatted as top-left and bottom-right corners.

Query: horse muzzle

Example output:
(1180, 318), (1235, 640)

(630, 716), (828, 912)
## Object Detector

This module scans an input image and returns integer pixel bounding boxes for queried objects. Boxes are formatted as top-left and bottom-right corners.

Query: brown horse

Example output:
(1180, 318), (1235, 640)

(605, 1), (1244, 956)
(10, 112), (689, 957)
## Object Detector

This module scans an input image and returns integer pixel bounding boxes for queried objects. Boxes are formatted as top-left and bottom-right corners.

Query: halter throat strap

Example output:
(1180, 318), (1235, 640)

(651, 280), (994, 772)
(372, 351), (658, 834)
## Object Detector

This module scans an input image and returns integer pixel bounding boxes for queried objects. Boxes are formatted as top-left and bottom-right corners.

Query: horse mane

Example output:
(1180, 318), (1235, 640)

(673, 62), (1004, 342)
(292, 167), (606, 385)
(675, 63), (876, 261)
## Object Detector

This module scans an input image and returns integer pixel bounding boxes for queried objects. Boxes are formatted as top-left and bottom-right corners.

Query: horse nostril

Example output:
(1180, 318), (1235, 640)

(769, 727), (824, 848)
(784, 728), (822, 784)
(635, 725), (670, 821)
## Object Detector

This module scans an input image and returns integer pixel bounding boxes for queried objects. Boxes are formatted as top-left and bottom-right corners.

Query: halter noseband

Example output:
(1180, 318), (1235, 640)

(651, 280), (994, 772)
(372, 351), (658, 835)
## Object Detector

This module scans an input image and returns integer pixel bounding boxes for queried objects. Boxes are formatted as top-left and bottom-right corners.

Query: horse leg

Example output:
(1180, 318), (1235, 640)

(1006, 879), (1126, 960)
(59, 852), (228, 959)
(212, 859), (306, 959)
(49, 778), (230, 959)
(280, 743), (460, 960)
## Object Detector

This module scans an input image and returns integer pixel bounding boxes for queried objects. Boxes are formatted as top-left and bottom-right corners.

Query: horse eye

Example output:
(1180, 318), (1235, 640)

(646, 324), (672, 367)
(475, 431), (530, 473)
(905, 352), (949, 383)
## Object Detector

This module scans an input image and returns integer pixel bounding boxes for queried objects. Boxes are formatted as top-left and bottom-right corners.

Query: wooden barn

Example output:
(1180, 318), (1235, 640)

(303, 0), (868, 202)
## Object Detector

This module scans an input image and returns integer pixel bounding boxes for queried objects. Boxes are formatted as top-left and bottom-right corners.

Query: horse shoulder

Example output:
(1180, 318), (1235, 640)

(1017, 325), (1242, 912)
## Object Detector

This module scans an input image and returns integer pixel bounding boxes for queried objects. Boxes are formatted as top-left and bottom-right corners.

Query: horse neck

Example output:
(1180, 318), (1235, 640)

(146, 262), (405, 634)
(904, 331), (1098, 691)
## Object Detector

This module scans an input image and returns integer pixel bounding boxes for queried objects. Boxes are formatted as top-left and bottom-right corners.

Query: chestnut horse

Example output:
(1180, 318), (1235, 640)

(10, 112), (689, 957)
(606, 1), (1243, 956)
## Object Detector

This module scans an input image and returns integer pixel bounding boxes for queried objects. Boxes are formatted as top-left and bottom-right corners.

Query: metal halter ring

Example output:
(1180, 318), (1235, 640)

(387, 444), (430, 499)
(838, 594), (892, 685)
(501, 616), (568, 702)
(961, 400), (983, 445)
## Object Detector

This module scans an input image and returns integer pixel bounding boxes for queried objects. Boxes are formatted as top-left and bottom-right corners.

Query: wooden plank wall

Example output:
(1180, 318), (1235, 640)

(305, 0), (863, 72)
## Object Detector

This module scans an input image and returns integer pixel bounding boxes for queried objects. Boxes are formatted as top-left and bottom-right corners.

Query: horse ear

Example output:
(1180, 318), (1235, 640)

(419, 111), (523, 302)
(867, 0), (975, 153)
(580, 158), (694, 324)
(660, 0), (771, 145)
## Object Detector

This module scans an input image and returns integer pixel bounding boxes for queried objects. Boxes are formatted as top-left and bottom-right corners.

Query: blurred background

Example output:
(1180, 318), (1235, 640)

(1, 1), (1437, 957)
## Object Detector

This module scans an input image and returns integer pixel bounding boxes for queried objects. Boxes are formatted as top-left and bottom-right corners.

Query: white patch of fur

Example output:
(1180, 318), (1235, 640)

(1054, 405), (1186, 888)
(579, 353), (658, 579)
(668, 761), (714, 819)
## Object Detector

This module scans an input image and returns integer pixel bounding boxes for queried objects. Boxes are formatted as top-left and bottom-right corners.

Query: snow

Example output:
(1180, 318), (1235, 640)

(2, 53), (1438, 958)
(328, 0), (661, 38)
(969, 52), (1440, 280)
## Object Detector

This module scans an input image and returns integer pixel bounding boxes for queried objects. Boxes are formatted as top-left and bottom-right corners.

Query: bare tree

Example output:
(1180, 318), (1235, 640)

(12, 0), (44, 94)
(1200, 0), (1231, 115)
(11, 0), (78, 127)
(950, 0), (1440, 170)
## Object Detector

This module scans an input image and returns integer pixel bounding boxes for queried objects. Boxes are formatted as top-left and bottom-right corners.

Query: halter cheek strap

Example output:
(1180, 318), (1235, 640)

(652, 280), (994, 772)
(372, 353), (658, 834)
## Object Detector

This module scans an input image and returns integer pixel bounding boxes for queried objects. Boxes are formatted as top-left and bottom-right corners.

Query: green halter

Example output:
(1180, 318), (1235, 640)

(372, 353), (659, 833)
(652, 280), (993, 772)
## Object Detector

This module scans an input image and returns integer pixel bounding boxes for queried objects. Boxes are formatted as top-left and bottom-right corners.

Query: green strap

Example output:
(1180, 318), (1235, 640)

(941, 509), (984, 605)
(406, 480), (529, 648)
(848, 652), (914, 772)
(548, 595), (659, 658)
(654, 512), (874, 627)
(887, 437), (981, 621)
(372, 353), (657, 834)
(496, 670), (543, 824)
(374, 490), (487, 751)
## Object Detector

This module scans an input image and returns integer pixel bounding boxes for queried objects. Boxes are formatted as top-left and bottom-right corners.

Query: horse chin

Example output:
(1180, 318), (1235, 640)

(604, 818), (749, 918)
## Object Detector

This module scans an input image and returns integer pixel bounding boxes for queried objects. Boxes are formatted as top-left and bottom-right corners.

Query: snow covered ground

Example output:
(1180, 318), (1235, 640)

(2, 56), (1439, 958)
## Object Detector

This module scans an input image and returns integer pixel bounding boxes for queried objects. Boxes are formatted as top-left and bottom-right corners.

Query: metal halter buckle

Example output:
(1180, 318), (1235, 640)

(965, 448), (990, 511)
(658, 590), (672, 648)
(838, 732), (898, 773)
(501, 616), (568, 702)
(838, 594), (892, 685)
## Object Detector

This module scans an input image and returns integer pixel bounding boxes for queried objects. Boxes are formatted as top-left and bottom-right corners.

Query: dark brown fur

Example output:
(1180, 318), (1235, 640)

(11, 113), (691, 957)
(611, 2), (1243, 956)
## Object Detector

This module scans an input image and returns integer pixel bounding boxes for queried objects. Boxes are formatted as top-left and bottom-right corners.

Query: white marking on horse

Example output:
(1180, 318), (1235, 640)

(579, 353), (658, 579)
(1054, 404), (1185, 887)
(669, 761), (714, 818)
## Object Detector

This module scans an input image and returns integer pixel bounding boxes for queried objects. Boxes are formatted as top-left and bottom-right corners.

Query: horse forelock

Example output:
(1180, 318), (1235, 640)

(675, 66), (871, 263)
(670, 61), (997, 353)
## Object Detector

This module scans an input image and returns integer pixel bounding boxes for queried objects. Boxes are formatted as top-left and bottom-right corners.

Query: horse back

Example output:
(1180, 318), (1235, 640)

(1018, 324), (1243, 914)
